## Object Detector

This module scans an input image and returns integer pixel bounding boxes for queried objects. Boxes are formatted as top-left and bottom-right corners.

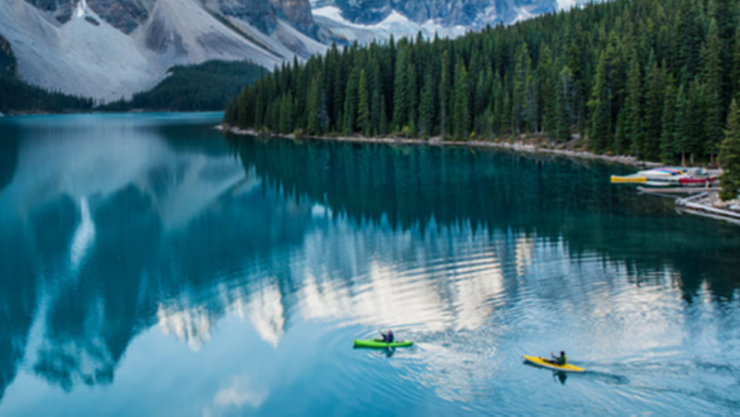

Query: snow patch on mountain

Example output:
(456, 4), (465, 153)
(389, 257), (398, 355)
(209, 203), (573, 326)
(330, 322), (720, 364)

(557, 0), (578, 11)
(512, 7), (534, 24)
(313, 6), (467, 43)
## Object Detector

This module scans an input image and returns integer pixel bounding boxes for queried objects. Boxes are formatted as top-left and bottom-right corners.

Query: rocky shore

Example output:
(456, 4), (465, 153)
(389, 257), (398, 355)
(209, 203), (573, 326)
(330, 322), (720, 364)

(217, 125), (662, 168)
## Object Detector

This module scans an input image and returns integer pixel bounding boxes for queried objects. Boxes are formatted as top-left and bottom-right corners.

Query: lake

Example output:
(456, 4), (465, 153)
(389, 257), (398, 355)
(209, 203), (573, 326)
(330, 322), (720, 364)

(0, 113), (738, 416)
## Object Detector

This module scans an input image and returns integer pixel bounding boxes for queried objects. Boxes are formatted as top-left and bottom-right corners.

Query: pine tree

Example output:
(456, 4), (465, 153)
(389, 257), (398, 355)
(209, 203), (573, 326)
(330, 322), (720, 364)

(453, 58), (470, 139)
(493, 75), (505, 136)
(369, 56), (382, 135)
(306, 76), (322, 135)
(589, 51), (611, 152)
(278, 93), (293, 133)
(702, 19), (723, 163)
(660, 77), (678, 163)
(419, 71), (435, 137)
(224, 97), (237, 126)
(379, 94), (388, 135)
(439, 50), (450, 138)
(565, 39), (587, 132)
(624, 51), (641, 156)
(732, 21), (740, 101)
(538, 43), (556, 137)
(719, 99), (740, 200)
(407, 60), (418, 134)
(674, 84), (691, 165)
(474, 71), (488, 134)
(236, 87), (251, 128)
(685, 81), (706, 164)
(675, 0), (703, 82)
(343, 67), (359, 135)
(556, 66), (574, 141)
(357, 69), (371, 136)
(319, 92), (329, 133)
(393, 46), (409, 132)
(643, 60), (664, 161)
(512, 42), (532, 134)
(614, 111), (629, 156)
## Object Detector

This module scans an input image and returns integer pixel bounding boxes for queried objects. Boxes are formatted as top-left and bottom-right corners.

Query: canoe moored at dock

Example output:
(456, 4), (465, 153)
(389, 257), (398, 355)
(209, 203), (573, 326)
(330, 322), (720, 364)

(679, 177), (715, 185)
(610, 175), (647, 183)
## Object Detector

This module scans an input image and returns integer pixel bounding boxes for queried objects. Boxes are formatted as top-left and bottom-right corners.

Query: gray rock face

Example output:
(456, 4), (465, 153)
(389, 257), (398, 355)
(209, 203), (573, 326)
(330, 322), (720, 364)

(211, 0), (317, 35)
(213, 0), (279, 33)
(269, 0), (316, 35)
(24, 0), (75, 23)
(24, 0), (154, 32)
(87, 0), (156, 34)
(23, 0), (316, 37)
(325, 0), (559, 27)
(331, 0), (390, 25)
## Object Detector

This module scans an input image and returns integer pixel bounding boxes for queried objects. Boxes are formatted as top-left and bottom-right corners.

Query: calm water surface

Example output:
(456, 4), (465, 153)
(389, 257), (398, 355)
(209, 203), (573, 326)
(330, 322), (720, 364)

(0, 113), (739, 416)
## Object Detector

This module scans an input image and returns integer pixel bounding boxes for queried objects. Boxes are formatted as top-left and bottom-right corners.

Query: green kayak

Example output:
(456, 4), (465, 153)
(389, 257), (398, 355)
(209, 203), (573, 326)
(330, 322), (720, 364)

(353, 339), (413, 348)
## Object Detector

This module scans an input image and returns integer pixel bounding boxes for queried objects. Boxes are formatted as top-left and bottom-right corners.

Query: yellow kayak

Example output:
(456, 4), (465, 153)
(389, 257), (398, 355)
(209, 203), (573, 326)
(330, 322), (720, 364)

(610, 175), (647, 183)
(523, 355), (585, 373)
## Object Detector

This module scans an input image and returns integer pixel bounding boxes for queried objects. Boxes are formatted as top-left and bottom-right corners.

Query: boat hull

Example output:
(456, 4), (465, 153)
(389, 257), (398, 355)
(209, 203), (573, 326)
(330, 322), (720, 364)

(611, 175), (647, 184)
(522, 355), (585, 373)
(353, 339), (413, 348)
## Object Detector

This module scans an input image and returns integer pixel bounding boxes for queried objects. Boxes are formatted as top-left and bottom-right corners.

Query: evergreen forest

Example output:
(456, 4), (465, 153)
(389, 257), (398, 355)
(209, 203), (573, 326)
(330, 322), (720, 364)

(0, 35), (93, 115)
(225, 0), (740, 165)
(103, 60), (264, 112)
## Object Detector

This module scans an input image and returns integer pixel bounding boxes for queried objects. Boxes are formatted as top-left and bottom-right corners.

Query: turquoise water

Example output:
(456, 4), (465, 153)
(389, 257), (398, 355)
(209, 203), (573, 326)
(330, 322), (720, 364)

(0, 113), (738, 416)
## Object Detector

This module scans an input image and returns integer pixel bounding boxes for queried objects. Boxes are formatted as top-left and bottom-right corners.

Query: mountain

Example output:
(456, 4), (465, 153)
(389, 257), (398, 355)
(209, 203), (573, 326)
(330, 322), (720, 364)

(0, 0), (325, 102)
(312, 0), (574, 28)
(310, 0), (584, 43)
(0, 0), (582, 104)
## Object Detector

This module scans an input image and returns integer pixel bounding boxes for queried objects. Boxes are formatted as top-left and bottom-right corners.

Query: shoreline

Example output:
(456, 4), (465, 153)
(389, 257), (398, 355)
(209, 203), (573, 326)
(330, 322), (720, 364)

(217, 125), (663, 168)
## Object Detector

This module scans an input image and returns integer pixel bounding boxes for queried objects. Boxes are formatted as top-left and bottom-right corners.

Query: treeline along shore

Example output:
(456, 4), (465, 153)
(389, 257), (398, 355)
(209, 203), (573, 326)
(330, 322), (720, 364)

(224, 0), (740, 170)
(218, 125), (664, 167)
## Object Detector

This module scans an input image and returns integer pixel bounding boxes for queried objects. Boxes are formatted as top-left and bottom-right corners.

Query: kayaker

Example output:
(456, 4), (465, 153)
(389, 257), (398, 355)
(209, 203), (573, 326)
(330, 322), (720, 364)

(379, 329), (394, 343)
(547, 351), (567, 366)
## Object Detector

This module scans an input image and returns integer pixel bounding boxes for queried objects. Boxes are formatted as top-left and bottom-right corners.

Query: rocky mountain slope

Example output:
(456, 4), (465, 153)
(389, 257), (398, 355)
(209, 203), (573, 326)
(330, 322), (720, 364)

(0, 0), (325, 102)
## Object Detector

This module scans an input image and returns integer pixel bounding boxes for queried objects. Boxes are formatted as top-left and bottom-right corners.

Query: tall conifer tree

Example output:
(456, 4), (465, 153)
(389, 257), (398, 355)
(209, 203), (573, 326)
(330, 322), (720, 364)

(719, 99), (740, 200)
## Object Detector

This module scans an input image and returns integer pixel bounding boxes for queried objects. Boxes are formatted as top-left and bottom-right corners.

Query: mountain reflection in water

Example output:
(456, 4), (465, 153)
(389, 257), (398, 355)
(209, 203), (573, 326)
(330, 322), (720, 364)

(0, 114), (738, 416)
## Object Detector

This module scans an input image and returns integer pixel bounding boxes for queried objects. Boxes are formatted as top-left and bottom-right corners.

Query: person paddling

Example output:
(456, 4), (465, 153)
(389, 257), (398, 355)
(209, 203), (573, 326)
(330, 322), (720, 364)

(379, 329), (394, 343)
(546, 350), (567, 366)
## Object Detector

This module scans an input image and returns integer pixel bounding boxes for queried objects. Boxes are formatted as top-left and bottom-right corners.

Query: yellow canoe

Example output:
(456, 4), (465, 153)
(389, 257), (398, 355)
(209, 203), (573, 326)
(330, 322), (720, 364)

(523, 355), (585, 373)
(610, 175), (647, 183)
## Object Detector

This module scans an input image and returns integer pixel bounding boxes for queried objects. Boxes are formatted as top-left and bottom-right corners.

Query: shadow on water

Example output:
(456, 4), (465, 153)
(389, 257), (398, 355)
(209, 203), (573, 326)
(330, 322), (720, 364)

(581, 371), (630, 385)
(522, 361), (572, 385)
(353, 346), (401, 358)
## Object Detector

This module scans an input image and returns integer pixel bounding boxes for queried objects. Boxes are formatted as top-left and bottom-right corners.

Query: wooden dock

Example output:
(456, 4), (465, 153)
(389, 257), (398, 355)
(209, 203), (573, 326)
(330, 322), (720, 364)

(636, 186), (721, 194)
(675, 193), (740, 223)
(634, 186), (740, 224)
